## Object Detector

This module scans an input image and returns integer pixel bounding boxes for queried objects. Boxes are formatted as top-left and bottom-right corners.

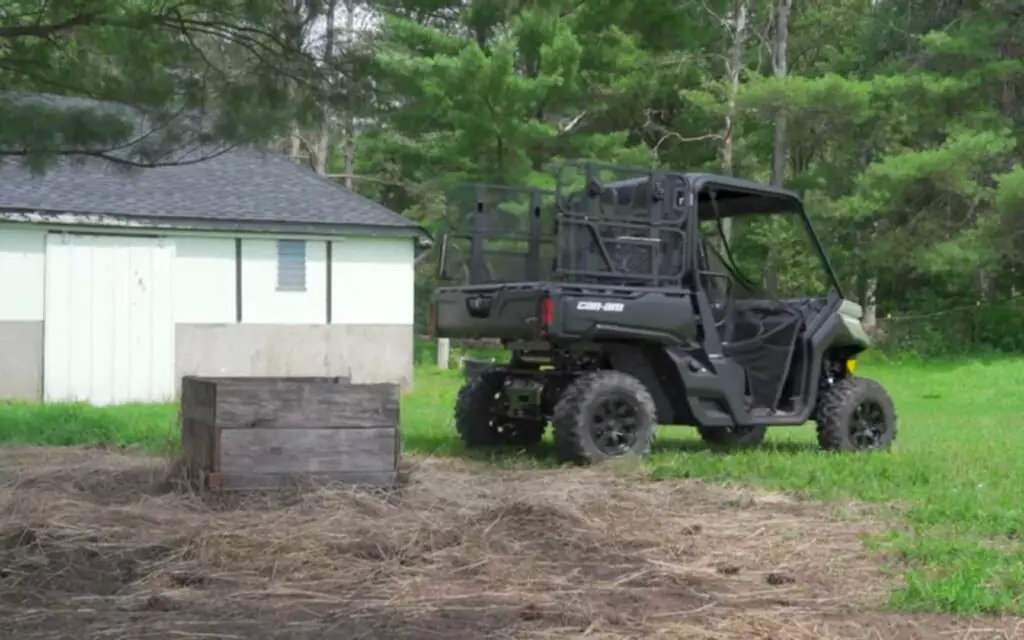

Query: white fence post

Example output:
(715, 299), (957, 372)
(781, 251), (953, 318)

(437, 338), (451, 369)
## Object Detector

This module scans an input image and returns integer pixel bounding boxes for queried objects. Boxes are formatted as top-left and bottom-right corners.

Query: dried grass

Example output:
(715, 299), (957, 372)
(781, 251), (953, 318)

(0, 446), (1019, 639)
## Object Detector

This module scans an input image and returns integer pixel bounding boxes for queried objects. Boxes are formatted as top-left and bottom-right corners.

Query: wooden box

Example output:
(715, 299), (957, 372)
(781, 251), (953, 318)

(179, 376), (401, 491)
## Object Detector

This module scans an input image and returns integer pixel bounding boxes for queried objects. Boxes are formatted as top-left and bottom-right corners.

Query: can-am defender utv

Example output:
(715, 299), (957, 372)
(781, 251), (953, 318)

(428, 163), (897, 464)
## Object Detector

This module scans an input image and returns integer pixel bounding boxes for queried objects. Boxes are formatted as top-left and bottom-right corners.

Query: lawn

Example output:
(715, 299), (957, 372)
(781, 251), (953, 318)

(1, 357), (1023, 615)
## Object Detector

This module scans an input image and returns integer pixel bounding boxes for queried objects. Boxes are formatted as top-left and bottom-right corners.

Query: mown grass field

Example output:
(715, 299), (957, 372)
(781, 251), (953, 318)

(1, 356), (1023, 616)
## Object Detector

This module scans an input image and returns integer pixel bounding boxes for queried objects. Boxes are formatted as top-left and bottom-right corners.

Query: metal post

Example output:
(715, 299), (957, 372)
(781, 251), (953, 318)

(436, 338), (451, 369)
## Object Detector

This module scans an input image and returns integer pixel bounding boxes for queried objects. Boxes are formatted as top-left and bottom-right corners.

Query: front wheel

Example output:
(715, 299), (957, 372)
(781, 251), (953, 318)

(815, 377), (897, 452)
(551, 371), (658, 465)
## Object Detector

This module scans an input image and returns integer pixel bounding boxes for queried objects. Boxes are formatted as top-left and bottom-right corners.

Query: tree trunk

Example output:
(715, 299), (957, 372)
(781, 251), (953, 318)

(313, 0), (339, 175)
(764, 0), (792, 294)
(769, 0), (792, 188)
(342, 125), (355, 189)
(722, 0), (748, 178)
(289, 124), (302, 159)
(862, 277), (878, 329)
(286, 0), (306, 162)
(720, 0), (748, 242)
(978, 269), (998, 305)
(341, 0), (356, 189)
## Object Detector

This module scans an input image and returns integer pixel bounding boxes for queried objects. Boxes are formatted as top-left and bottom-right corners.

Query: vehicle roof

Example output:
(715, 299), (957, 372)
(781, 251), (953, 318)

(588, 172), (803, 216)
(683, 173), (802, 202)
(582, 171), (802, 202)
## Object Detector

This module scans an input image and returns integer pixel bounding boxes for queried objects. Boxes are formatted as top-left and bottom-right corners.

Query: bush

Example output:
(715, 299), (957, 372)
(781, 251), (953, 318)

(877, 299), (1024, 358)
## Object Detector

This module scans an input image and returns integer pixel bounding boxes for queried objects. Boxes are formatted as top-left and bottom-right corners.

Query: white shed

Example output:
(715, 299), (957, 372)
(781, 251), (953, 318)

(0, 121), (426, 406)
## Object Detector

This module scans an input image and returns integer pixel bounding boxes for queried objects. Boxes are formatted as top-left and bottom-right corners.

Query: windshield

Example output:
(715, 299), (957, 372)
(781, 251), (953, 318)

(697, 189), (838, 300)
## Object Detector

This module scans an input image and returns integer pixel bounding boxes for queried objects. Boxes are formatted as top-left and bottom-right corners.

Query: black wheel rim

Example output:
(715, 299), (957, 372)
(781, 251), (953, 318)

(849, 400), (888, 449)
(590, 394), (642, 455)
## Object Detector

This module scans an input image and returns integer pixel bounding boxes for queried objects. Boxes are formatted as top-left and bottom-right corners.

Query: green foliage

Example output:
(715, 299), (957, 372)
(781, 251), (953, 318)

(363, 6), (654, 198)
(9, 0), (1024, 354)
(354, 0), (1024, 346)
(878, 299), (1024, 358)
(0, 0), (332, 170)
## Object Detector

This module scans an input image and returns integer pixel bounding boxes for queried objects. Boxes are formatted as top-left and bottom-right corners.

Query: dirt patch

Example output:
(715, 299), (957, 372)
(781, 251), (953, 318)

(0, 446), (1018, 639)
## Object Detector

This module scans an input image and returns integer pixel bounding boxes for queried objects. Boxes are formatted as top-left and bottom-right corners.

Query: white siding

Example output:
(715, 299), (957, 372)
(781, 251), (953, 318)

(241, 238), (328, 324)
(332, 237), (414, 325)
(0, 226), (45, 321)
(43, 233), (175, 405)
(173, 236), (236, 323)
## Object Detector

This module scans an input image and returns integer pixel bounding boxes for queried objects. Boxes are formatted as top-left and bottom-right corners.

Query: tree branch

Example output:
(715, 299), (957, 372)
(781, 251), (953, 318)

(652, 131), (723, 156)
(0, 14), (100, 39)
(0, 143), (237, 168)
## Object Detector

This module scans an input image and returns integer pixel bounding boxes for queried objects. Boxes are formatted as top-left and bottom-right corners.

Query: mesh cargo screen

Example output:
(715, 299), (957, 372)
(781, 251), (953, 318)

(440, 170), (690, 287)
(556, 219), (685, 285)
(440, 186), (557, 284)
(554, 172), (687, 286)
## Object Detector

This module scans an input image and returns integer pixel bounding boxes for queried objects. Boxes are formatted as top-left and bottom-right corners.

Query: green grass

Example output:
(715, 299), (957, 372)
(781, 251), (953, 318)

(0, 401), (179, 452)
(2, 357), (1024, 615)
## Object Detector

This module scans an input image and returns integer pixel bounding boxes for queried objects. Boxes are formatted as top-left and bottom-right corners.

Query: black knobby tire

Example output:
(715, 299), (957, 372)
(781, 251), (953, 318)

(454, 371), (546, 449)
(697, 424), (768, 450)
(815, 376), (898, 452)
(551, 371), (658, 465)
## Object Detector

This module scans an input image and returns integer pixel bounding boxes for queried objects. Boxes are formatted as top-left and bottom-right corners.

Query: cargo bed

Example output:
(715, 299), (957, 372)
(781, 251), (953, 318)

(430, 282), (698, 345)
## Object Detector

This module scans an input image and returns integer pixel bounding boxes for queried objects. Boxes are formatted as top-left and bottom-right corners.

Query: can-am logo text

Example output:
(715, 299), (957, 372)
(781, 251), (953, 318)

(576, 301), (625, 312)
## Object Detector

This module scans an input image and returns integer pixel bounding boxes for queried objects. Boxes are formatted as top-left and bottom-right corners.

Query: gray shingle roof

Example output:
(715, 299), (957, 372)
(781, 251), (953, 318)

(0, 151), (420, 234)
(0, 94), (422, 237)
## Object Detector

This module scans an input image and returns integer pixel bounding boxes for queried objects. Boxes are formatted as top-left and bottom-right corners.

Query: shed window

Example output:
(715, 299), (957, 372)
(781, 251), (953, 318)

(276, 239), (307, 291)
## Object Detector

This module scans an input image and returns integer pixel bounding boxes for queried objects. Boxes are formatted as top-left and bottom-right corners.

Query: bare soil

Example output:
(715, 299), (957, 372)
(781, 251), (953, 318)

(0, 446), (1020, 639)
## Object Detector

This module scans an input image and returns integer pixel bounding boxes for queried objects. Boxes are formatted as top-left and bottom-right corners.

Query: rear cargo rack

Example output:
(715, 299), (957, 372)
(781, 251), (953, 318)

(438, 161), (691, 288)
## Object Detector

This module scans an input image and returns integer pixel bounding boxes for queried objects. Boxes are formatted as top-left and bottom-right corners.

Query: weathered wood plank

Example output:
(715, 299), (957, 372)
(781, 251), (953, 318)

(179, 376), (401, 492)
(181, 419), (214, 476)
(179, 378), (218, 476)
(218, 427), (399, 474)
(212, 381), (399, 430)
(200, 376), (351, 384)
(180, 377), (217, 424)
(205, 470), (398, 492)
(393, 421), (402, 470)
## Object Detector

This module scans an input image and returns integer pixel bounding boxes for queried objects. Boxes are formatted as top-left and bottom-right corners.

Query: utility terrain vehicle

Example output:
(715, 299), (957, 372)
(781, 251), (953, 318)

(428, 162), (897, 464)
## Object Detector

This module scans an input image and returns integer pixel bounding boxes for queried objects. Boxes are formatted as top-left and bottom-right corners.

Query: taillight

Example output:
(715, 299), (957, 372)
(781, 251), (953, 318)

(427, 301), (438, 338)
(540, 296), (555, 329)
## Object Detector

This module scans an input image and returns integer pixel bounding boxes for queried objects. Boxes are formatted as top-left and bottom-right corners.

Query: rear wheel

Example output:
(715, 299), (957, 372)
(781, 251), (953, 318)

(551, 371), (658, 465)
(696, 424), (768, 450)
(454, 371), (546, 449)
(815, 377), (897, 452)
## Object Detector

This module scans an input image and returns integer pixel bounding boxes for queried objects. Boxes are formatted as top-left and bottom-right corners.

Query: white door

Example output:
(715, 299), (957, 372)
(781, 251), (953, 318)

(44, 233), (175, 405)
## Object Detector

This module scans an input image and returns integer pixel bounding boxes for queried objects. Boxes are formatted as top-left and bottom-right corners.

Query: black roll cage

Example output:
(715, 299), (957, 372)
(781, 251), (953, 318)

(435, 166), (844, 299)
